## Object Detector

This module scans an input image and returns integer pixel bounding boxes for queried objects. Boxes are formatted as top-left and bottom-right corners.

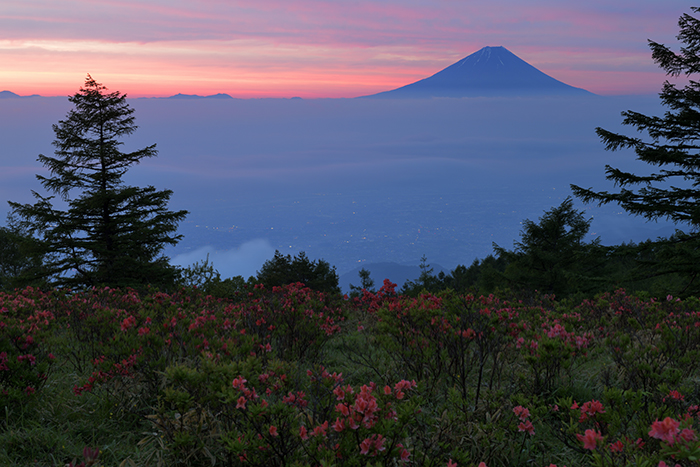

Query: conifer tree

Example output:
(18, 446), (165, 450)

(256, 250), (340, 294)
(571, 7), (700, 293)
(493, 198), (605, 296)
(8, 75), (187, 288)
(348, 268), (375, 296)
(0, 224), (45, 290)
(572, 8), (700, 229)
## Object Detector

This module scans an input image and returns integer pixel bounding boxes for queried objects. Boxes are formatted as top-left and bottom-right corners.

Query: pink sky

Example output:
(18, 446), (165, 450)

(0, 1), (692, 98)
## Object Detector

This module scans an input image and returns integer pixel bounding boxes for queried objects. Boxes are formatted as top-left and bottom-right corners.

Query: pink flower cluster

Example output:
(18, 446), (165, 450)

(280, 390), (306, 409)
(120, 315), (136, 331)
(231, 376), (259, 409)
(576, 429), (603, 450)
(384, 379), (417, 400)
(513, 405), (534, 435)
(359, 434), (386, 456)
(334, 384), (381, 430)
(544, 323), (592, 350)
(17, 353), (36, 366)
(73, 353), (139, 395)
(298, 421), (329, 439)
(648, 417), (697, 445)
(663, 389), (685, 402)
(572, 399), (605, 423)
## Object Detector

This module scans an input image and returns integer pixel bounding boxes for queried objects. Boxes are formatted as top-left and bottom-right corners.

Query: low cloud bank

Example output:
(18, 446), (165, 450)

(170, 239), (275, 280)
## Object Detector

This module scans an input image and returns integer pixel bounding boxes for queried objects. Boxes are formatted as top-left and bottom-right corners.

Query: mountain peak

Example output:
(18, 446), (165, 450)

(0, 90), (21, 98)
(0, 90), (41, 98)
(362, 46), (592, 98)
(462, 45), (506, 60)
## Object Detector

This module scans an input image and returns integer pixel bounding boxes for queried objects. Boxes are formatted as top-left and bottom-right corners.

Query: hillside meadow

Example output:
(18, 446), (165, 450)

(1, 282), (700, 466)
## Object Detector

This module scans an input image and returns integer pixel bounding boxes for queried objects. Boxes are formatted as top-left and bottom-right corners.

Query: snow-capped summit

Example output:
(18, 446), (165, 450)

(362, 46), (592, 98)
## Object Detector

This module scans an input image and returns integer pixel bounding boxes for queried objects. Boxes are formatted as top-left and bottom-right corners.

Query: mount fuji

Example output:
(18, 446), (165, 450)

(362, 46), (592, 98)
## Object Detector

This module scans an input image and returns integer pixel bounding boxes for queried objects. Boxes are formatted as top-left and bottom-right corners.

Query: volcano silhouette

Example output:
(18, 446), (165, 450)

(362, 46), (592, 98)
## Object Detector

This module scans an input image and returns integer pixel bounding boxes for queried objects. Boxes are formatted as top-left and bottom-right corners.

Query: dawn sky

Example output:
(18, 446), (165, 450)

(0, 1), (692, 98)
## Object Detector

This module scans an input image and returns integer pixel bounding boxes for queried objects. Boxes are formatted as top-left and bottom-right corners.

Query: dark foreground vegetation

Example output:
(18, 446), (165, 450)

(2, 283), (700, 466)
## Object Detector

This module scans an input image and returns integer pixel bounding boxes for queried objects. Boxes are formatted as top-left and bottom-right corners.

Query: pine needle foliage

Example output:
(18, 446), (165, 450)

(8, 75), (187, 289)
(570, 7), (700, 295)
(257, 250), (340, 294)
(493, 197), (605, 296)
(571, 7), (700, 227)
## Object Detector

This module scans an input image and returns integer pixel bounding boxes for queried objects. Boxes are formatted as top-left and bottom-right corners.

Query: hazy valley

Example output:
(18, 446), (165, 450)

(0, 92), (675, 287)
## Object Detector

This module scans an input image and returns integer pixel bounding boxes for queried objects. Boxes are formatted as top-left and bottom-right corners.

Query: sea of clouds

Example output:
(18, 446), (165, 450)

(0, 94), (676, 280)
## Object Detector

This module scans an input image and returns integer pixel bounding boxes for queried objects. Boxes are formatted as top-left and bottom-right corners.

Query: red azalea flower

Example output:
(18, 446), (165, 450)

(513, 405), (530, 421)
(236, 395), (247, 409)
(609, 440), (623, 452)
(332, 417), (345, 432)
(359, 438), (372, 455)
(579, 400), (605, 422)
(576, 429), (603, 450)
(649, 417), (681, 445)
(518, 420), (535, 435)
(680, 428), (697, 443)
(312, 421), (328, 437)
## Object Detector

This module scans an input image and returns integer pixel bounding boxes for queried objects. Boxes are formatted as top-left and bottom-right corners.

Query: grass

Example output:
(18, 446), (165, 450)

(0, 363), (148, 466)
(2, 286), (700, 466)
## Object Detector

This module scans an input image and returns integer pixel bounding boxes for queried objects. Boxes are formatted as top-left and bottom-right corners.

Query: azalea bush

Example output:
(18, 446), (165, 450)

(2, 284), (700, 466)
(0, 287), (57, 412)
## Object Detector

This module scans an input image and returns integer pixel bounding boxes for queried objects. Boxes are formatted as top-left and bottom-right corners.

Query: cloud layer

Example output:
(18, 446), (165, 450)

(0, 0), (691, 97)
(170, 239), (276, 280)
(1, 94), (679, 275)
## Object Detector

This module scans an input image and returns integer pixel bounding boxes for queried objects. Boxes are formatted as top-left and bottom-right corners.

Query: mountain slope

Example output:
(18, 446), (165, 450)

(362, 46), (592, 98)
(0, 90), (40, 98)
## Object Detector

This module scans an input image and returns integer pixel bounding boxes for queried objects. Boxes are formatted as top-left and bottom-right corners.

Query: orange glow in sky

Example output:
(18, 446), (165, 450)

(0, 1), (692, 98)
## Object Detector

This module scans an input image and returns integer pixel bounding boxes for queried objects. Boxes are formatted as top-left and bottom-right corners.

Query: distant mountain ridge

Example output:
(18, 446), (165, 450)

(0, 90), (300, 100)
(3, 48), (591, 100)
(164, 93), (234, 99)
(362, 46), (593, 98)
(0, 90), (40, 98)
